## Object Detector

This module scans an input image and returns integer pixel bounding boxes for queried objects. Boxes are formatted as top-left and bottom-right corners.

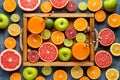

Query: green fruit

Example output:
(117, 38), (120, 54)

(42, 66), (52, 76)
(23, 67), (38, 80)
(104, 0), (117, 12)
(64, 38), (73, 47)
(10, 13), (20, 22)
(41, 29), (51, 40)
(54, 18), (69, 31)
(78, 2), (87, 11)
(45, 18), (54, 29)
(76, 33), (86, 42)
(58, 47), (72, 61)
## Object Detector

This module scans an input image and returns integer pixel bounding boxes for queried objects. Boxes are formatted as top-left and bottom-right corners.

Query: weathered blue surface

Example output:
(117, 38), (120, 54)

(0, 0), (120, 80)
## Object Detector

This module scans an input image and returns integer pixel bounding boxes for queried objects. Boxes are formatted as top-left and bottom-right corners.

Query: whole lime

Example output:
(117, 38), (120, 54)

(45, 18), (54, 29)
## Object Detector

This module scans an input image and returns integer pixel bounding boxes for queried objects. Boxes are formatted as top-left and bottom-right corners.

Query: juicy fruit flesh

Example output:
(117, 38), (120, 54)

(110, 43), (120, 56)
(42, 66), (52, 76)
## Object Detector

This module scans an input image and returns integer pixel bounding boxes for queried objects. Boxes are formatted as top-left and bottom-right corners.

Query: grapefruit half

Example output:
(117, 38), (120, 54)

(0, 49), (21, 71)
(18, 0), (41, 11)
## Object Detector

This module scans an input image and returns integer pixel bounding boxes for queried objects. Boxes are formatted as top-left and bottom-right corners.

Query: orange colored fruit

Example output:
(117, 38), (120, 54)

(74, 18), (88, 31)
(4, 37), (16, 49)
(10, 72), (21, 80)
(28, 16), (45, 34)
(95, 10), (106, 22)
(35, 76), (45, 80)
(27, 34), (43, 48)
(72, 42), (90, 60)
(79, 76), (90, 80)
(88, 0), (102, 12)
(40, 1), (52, 13)
(3, 0), (16, 12)
(51, 31), (65, 45)
(87, 66), (101, 79)
(108, 13), (120, 28)
(53, 70), (67, 80)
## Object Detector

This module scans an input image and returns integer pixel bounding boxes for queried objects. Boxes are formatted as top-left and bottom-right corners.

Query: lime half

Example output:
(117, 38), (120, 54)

(76, 33), (86, 42)
(64, 38), (73, 47)
(42, 66), (52, 76)
(78, 2), (87, 11)
(41, 29), (51, 40)
(10, 13), (20, 22)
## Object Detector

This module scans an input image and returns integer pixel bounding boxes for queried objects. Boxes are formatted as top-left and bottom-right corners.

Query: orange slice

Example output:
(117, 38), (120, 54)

(10, 72), (21, 80)
(35, 76), (45, 80)
(95, 10), (106, 22)
(79, 76), (90, 80)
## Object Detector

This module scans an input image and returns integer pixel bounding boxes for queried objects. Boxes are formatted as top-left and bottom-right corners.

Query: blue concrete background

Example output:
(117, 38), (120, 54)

(0, 0), (120, 80)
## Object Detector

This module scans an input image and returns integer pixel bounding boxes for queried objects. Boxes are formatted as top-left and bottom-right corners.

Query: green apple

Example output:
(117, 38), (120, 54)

(23, 67), (38, 80)
(0, 13), (9, 29)
(104, 0), (117, 12)
(58, 47), (72, 61)
(54, 18), (69, 31)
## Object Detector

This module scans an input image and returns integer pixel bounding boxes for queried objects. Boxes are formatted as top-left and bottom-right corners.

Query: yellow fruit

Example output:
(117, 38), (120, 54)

(110, 43), (120, 56)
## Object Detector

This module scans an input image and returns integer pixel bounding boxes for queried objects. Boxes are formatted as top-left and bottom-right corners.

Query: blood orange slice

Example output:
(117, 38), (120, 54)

(98, 28), (115, 46)
(95, 50), (112, 68)
(38, 42), (58, 62)
(18, 0), (40, 11)
(50, 0), (68, 9)
(0, 49), (21, 71)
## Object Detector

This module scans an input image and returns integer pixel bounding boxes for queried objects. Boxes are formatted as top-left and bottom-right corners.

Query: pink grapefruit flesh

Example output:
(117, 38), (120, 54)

(98, 28), (115, 46)
(50, 0), (68, 9)
(38, 42), (58, 62)
(95, 50), (112, 68)
(0, 49), (21, 71)
(18, 0), (40, 11)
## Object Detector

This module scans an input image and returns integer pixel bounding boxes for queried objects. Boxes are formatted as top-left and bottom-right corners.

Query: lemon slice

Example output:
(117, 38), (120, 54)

(10, 13), (20, 22)
(78, 2), (87, 11)
(110, 43), (120, 56)
(42, 66), (52, 76)
(106, 68), (119, 80)
(8, 24), (21, 36)
(71, 66), (83, 79)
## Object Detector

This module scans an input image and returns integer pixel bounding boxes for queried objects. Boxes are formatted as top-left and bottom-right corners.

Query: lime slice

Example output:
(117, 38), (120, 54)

(78, 2), (87, 11)
(71, 66), (83, 79)
(45, 18), (54, 29)
(106, 68), (119, 80)
(64, 38), (73, 47)
(76, 33), (86, 42)
(42, 66), (52, 76)
(41, 29), (51, 40)
(10, 14), (20, 22)
(110, 43), (120, 56)
(8, 23), (21, 36)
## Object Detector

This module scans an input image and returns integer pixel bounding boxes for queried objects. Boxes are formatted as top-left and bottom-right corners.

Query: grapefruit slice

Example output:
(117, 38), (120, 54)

(95, 50), (112, 68)
(18, 0), (41, 11)
(38, 42), (58, 62)
(50, 0), (68, 9)
(98, 28), (115, 46)
(0, 49), (21, 71)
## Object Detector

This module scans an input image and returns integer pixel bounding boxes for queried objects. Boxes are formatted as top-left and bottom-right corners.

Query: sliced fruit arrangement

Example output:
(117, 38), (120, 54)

(0, 49), (21, 71)
(10, 72), (21, 80)
(95, 10), (106, 22)
(42, 66), (52, 76)
(66, 0), (77, 12)
(110, 43), (120, 56)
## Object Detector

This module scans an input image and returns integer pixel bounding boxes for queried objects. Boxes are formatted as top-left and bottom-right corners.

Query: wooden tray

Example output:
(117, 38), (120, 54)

(23, 13), (95, 66)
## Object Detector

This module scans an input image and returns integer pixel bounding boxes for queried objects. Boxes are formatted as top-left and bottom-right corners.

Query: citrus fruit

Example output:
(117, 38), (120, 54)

(106, 68), (119, 80)
(71, 66), (83, 79)
(27, 50), (39, 63)
(66, 0), (77, 12)
(3, 0), (16, 12)
(95, 10), (106, 22)
(79, 76), (90, 80)
(74, 18), (88, 31)
(38, 42), (58, 62)
(50, 0), (68, 9)
(51, 31), (65, 45)
(35, 76), (45, 80)
(10, 72), (21, 80)
(87, 66), (101, 79)
(98, 28), (115, 46)
(0, 49), (21, 71)
(53, 69), (68, 80)
(10, 14), (20, 23)
(18, 0), (41, 11)
(72, 42), (90, 60)
(88, 0), (102, 12)
(4, 37), (16, 49)
(40, 1), (52, 13)
(45, 18), (54, 29)
(64, 38), (73, 47)
(76, 33), (86, 42)
(110, 43), (120, 56)
(95, 50), (112, 68)
(42, 66), (52, 76)
(8, 23), (21, 37)
(27, 34), (43, 48)
(28, 16), (45, 34)
(78, 2), (87, 11)
(41, 29), (51, 40)
(108, 13), (120, 28)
